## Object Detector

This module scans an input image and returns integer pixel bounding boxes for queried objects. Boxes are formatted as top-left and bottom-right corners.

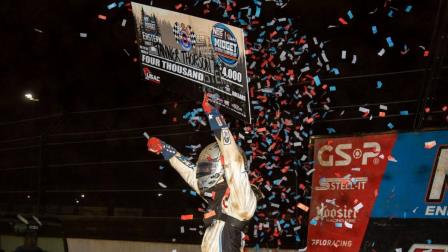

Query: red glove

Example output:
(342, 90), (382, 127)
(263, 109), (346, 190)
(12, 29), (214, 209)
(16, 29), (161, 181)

(202, 93), (214, 114)
(147, 137), (163, 154)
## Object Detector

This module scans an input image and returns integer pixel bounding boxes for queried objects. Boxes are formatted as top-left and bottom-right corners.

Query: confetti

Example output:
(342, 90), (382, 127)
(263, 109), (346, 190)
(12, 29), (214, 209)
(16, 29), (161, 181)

(347, 10), (354, 20)
(180, 214), (193, 220)
(297, 203), (309, 212)
(376, 80), (383, 89)
(424, 140), (437, 149)
(338, 17), (348, 25)
(353, 202), (364, 212)
(107, 2), (117, 10)
(344, 221), (353, 229)
(174, 3), (183, 10)
(404, 5), (413, 13)
(98, 14), (107, 20)
(386, 36), (394, 47)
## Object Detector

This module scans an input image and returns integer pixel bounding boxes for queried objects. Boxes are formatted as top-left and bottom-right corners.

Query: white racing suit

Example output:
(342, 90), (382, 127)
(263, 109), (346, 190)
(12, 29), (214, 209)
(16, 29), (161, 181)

(167, 126), (257, 252)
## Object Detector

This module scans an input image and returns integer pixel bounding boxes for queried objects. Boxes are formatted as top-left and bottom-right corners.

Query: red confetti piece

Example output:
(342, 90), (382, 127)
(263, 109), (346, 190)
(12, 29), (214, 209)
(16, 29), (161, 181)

(174, 3), (183, 10)
(257, 127), (266, 132)
(98, 14), (107, 20)
(338, 17), (348, 25)
(180, 214), (193, 220)
(423, 50), (430, 57)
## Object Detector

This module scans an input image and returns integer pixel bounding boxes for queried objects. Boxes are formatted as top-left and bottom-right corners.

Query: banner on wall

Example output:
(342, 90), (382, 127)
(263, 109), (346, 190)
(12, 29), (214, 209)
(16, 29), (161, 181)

(131, 3), (252, 123)
(307, 130), (448, 252)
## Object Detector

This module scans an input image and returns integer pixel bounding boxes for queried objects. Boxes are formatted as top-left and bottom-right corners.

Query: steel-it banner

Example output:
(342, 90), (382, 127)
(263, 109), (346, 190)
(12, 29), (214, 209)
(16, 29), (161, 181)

(131, 3), (252, 123)
(307, 130), (448, 252)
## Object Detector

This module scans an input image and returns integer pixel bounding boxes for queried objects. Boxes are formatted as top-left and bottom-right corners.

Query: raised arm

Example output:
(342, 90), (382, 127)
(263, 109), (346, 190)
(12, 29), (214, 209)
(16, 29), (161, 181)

(202, 94), (256, 220)
(147, 137), (199, 193)
(202, 94), (242, 165)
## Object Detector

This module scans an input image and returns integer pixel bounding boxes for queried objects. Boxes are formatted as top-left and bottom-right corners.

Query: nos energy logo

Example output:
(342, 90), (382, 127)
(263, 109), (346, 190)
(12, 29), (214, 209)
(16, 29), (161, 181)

(371, 131), (448, 219)
(211, 23), (239, 66)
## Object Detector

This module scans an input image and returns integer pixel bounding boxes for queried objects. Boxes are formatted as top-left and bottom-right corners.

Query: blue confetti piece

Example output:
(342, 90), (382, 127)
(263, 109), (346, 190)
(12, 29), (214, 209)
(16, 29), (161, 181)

(117, 1), (124, 8)
(107, 2), (117, 10)
(405, 5), (413, 13)
(386, 36), (394, 47)
(310, 219), (318, 226)
(400, 110), (409, 116)
(427, 240), (432, 244)
(376, 80), (383, 89)
(255, 6), (261, 18)
(372, 25), (377, 34)
(295, 234), (301, 242)
(387, 122), (394, 129)
(331, 68), (340, 75)
(189, 190), (197, 196)
(329, 85), (336, 92)
(253, 0), (262, 6)
(347, 10), (354, 19)
(239, 19), (248, 25)
(273, 179), (282, 185)
(388, 10), (394, 17)
(335, 222), (343, 228)
(326, 128), (336, 134)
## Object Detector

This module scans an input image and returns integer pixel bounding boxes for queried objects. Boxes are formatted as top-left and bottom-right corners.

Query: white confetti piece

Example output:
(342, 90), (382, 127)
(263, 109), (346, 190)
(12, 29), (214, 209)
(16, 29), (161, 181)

(306, 168), (315, 176)
(359, 107), (370, 113)
(378, 48), (385, 56)
(341, 50), (347, 59)
(158, 182), (167, 188)
(344, 221), (353, 229)
(354, 202), (364, 212)
(351, 54), (357, 64)
(424, 140), (436, 149)
(121, 19), (127, 27)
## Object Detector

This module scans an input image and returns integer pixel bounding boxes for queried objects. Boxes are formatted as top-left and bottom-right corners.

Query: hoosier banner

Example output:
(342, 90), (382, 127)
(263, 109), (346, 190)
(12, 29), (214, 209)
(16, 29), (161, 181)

(131, 3), (252, 123)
